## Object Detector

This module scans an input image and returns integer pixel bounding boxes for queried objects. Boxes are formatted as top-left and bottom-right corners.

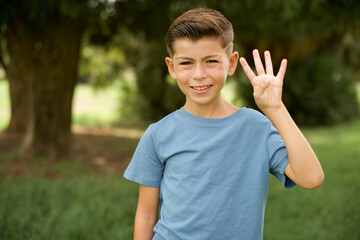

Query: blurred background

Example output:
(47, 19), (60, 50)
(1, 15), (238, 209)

(0, 0), (359, 239)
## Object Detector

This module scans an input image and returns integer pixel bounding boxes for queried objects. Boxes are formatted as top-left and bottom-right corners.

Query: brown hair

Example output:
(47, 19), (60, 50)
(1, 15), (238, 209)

(166, 8), (234, 56)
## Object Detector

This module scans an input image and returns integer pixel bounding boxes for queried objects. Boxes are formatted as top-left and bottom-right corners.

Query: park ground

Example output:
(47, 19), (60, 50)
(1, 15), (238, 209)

(0, 81), (360, 239)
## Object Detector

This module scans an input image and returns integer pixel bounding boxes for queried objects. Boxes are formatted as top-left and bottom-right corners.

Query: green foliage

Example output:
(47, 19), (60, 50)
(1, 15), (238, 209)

(344, 30), (360, 70)
(0, 0), (113, 25)
(239, 52), (360, 126)
(79, 45), (126, 87)
(134, 41), (185, 120)
(115, 0), (360, 123)
(1, 0), (360, 125)
(285, 53), (360, 125)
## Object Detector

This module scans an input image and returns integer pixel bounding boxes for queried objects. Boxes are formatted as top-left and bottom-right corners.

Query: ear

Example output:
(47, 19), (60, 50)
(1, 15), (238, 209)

(227, 51), (239, 76)
(165, 57), (176, 79)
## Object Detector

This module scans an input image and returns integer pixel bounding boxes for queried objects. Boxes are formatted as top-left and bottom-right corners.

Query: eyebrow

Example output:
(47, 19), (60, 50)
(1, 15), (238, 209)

(175, 54), (221, 61)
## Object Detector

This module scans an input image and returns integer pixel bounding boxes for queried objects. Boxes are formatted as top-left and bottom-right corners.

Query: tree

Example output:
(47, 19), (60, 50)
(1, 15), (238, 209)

(0, 0), (118, 158)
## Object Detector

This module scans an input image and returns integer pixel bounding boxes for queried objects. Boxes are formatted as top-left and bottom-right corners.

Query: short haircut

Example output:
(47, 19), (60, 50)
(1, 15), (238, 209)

(166, 8), (234, 57)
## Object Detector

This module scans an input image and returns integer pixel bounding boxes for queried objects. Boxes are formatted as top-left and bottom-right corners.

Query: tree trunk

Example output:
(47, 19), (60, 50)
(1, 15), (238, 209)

(6, 16), (83, 159)
(5, 18), (33, 134)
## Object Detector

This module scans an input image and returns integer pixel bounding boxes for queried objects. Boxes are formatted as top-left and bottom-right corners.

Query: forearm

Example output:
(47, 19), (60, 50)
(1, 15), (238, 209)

(134, 185), (160, 240)
(239, 50), (324, 189)
(263, 103), (324, 189)
(134, 213), (158, 240)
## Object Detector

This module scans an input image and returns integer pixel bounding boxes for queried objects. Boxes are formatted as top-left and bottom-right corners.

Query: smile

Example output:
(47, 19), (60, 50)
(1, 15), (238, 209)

(191, 85), (212, 90)
(190, 85), (213, 94)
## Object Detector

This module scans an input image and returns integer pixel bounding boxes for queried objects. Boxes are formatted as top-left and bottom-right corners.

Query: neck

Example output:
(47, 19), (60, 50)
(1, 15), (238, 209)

(183, 98), (239, 118)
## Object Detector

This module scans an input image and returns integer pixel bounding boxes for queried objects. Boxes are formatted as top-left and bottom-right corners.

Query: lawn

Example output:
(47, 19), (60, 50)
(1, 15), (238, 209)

(265, 120), (360, 239)
(0, 79), (360, 239)
(0, 177), (139, 240)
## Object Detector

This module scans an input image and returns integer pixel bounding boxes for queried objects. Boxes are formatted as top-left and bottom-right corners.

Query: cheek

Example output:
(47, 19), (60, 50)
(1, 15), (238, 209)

(174, 71), (188, 86)
(210, 66), (227, 81)
(174, 68), (191, 81)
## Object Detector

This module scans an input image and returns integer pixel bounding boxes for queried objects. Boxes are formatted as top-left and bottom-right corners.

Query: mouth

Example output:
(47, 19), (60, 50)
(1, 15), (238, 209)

(190, 85), (213, 94)
(191, 85), (213, 90)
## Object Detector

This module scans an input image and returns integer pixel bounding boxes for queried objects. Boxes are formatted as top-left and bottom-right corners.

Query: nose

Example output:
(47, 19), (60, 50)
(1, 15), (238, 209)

(193, 63), (207, 80)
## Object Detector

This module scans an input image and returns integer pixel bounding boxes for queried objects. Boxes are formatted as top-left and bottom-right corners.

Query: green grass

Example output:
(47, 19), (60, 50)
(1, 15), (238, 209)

(0, 176), (138, 240)
(1, 80), (360, 239)
(0, 118), (359, 239)
(265, 119), (360, 240)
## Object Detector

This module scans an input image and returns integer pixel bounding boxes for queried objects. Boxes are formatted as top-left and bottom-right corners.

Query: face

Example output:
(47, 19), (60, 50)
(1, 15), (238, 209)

(165, 37), (238, 112)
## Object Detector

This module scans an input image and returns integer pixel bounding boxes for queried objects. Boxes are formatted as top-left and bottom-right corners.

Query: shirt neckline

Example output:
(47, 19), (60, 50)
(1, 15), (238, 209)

(175, 107), (246, 127)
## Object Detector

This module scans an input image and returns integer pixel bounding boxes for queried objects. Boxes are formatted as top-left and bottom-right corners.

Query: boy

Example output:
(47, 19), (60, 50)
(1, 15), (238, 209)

(124, 8), (324, 240)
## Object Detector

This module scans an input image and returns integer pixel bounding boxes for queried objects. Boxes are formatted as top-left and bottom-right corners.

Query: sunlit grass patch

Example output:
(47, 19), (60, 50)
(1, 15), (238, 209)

(0, 80), (10, 130)
(72, 83), (120, 127)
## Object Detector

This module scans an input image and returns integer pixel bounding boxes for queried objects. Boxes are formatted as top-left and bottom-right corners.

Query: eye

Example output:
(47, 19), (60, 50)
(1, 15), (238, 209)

(207, 59), (219, 63)
(180, 61), (192, 65)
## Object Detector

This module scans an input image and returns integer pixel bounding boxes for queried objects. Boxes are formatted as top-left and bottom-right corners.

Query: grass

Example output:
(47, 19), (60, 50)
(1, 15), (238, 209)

(0, 119), (359, 239)
(0, 176), (138, 240)
(0, 79), (360, 239)
(264, 119), (360, 240)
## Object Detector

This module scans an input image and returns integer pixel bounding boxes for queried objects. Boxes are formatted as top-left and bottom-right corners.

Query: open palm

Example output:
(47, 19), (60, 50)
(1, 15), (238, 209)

(239, 49), (287, 112)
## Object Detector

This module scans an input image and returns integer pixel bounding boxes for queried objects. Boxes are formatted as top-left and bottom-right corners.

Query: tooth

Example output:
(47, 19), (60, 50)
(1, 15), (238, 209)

(194, 86), (209, 90)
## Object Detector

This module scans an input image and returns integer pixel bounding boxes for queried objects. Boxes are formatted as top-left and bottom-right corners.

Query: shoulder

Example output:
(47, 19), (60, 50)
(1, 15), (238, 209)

(228, 107), (275, 140)
(240, 107), (271, 126)
(151, 110), (178, 130)
(145, 110), (180, 139)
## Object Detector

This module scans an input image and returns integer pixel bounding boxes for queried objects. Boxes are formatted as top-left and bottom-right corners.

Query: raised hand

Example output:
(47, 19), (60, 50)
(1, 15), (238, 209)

(239, 49), (287, 113)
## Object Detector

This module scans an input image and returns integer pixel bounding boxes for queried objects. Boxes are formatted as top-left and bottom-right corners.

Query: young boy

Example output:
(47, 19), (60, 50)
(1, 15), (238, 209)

(124, 8), (324, 240)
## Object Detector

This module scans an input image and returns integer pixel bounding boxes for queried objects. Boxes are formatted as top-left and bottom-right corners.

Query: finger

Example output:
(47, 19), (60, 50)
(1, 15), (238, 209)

(264, 50), (273, 75)
(276, 59), (287, 82)
(252, 49), (265, 75)
(239, 57), (256, 82)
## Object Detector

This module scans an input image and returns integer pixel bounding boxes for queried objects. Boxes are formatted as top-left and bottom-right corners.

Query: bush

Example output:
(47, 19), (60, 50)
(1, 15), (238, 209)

(238, 52), (360, 126)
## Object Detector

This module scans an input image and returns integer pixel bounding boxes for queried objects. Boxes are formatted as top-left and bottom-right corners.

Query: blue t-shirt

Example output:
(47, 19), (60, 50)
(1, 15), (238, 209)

(124, 107), (295, 240)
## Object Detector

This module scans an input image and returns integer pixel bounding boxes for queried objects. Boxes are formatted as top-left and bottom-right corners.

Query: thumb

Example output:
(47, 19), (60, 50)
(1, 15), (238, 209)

(263, 78), (270, 88)
(253, 78), (270, 98)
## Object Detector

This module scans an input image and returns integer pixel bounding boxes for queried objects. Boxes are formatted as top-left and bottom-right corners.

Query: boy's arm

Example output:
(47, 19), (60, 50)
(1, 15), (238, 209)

(134, 185), (160, 240)
(239, 49), (324, 190)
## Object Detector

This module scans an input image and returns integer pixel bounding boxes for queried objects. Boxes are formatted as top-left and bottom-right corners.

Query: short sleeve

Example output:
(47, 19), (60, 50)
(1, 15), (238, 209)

(123, 125), (163, 188)
(267, 124), (296, 189)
